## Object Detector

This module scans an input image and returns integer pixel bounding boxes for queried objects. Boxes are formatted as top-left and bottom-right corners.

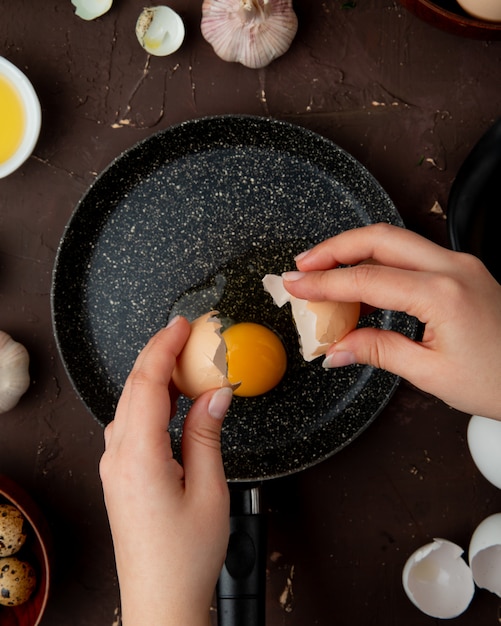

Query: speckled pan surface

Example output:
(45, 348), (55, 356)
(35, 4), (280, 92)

(52, 115), (417, 482)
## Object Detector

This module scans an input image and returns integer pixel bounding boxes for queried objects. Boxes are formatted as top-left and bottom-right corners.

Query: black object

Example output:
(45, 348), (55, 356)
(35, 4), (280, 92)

(217, 487), (267, 626)
(448, 118), (501, 284)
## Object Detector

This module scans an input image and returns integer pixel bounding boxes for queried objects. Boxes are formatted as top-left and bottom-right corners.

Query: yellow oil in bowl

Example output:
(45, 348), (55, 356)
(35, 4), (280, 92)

(0, 57), (41, 178)
(0, 75), (25, 165)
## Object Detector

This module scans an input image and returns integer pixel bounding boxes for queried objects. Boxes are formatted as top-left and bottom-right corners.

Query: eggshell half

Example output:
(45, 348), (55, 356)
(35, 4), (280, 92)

(262, 274), (360, 361)
(172, 311), (234, 399)
(71, 0), (113, 20)
(402, 538), (474, 619)
(468, 513), (501, 597)
(467, 415), (501, 489)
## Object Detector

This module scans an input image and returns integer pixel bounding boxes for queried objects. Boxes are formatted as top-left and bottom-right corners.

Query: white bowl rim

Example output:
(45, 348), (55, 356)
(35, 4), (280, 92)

(0, 56), (41, 178)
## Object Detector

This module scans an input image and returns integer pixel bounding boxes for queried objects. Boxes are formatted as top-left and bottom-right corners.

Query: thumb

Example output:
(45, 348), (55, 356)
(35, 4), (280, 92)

(323, 327), (425, 382)
(181, 387), (233, 496)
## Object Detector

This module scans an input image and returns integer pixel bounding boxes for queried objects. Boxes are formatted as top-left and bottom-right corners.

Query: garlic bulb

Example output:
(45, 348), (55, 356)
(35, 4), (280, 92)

(201, 0), (298, 69)
(0, 332), (30, 414)
(136, 6), (185, 56)
(71, 0), (113, 21)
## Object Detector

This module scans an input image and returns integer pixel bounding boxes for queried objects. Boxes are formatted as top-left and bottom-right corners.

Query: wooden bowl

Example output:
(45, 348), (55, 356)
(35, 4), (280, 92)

(398, 0), (501, 39)
(0, 475), (51, 626)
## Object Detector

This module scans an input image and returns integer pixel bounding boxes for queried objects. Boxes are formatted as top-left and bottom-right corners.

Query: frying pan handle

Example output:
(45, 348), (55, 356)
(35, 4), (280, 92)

(217, 485), (267, 626)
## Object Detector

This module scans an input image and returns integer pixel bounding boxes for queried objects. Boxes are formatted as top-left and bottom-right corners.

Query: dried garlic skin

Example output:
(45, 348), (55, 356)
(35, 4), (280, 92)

(201, 0), (298, 69)
(71, 0), (113, 21)
(0, 331), (30, 414)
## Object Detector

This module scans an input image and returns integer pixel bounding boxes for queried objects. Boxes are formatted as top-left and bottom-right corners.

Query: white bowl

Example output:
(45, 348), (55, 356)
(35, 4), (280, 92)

(0, 57), (41, 178)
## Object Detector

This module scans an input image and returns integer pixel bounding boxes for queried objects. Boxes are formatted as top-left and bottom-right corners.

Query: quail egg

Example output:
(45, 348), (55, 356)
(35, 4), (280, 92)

(0, 504), (27, 557)
(0, 556), (37, 606)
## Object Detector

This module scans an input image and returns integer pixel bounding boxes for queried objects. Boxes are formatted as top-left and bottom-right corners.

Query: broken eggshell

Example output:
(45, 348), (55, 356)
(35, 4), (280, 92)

(136, 6), (185, 56)
(71, 0), (112, 21)
(467, 414), (501, 489)
(402, 538), (475, 619)
(171, 311), (237, 399)
(262, 274), (360, 361)
(469, 513), (501, 597)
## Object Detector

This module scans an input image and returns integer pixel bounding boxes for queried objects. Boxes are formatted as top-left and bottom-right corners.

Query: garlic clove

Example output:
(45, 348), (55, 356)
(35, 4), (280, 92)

(71, 0), (113, 21)
(201, 0), (298, 69)
(0, 331), (30, 414)
(136, 6), (185, 57)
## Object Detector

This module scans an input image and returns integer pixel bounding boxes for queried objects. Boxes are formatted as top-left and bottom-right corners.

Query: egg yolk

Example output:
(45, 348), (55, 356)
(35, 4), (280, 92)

(222, 322), (287, 397)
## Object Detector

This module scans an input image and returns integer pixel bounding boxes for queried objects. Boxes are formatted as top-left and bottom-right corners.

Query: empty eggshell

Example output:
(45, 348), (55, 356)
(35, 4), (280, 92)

(136, 6), (185, 56)
(172, 311), (236, 399)
(468, 513), (501, 597)
(71, 0), (112, 21)
(467, 415), (501, 489)
(402, 538), (475, 619)
(262, 274), (360, 361)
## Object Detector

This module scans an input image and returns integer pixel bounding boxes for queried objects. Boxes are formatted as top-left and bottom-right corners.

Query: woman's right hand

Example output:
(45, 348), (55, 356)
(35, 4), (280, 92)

(283, 223), (501, 420)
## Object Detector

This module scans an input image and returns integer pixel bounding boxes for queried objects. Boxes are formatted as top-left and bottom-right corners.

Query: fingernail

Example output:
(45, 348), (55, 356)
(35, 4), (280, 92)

(282, 271), (306, 282)
(294, 249), (311, 263)
(208, 387), (233, 420)
(166, 315), (180, 329)
(322, 351), (357, 369)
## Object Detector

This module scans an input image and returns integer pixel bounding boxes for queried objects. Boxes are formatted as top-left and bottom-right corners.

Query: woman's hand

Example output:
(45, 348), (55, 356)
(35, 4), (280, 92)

(284, 223), (501, 419)
(99, 316), (232, 626)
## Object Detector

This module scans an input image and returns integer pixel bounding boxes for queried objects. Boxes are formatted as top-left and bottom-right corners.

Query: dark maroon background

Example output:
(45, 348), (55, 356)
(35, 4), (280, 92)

(1, 1), (500, 624)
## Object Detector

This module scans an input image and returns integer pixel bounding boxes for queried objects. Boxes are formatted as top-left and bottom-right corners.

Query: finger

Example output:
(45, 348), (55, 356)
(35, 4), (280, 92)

(322, 327), (437, 391)
(283, 263), (438, 324)
(295, 224), (455, 273)
(182, 387), (232, 499)
(103, 421), (114, 449)
(112, 317), (191, 445)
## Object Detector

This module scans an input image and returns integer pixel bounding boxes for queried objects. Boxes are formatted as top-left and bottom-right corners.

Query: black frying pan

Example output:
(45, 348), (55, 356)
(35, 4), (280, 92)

(51, 115), (417, 624)
(448, 118), (501, 283)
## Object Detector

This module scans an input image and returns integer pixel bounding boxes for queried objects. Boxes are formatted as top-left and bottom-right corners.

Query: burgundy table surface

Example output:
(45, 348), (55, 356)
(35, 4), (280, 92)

(1, 1), (500, 624)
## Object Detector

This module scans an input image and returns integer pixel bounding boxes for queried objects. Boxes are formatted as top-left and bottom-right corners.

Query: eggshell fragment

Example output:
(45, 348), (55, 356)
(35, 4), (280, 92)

(136, 6), (185, 56)
(71, 0), (112, 21)
(402, 539), (474, 619)
(262, 274), (360, 361)
(469, 513), (501, 597)
(467, 415), (501, 489)
(172, 312), (236, 399)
